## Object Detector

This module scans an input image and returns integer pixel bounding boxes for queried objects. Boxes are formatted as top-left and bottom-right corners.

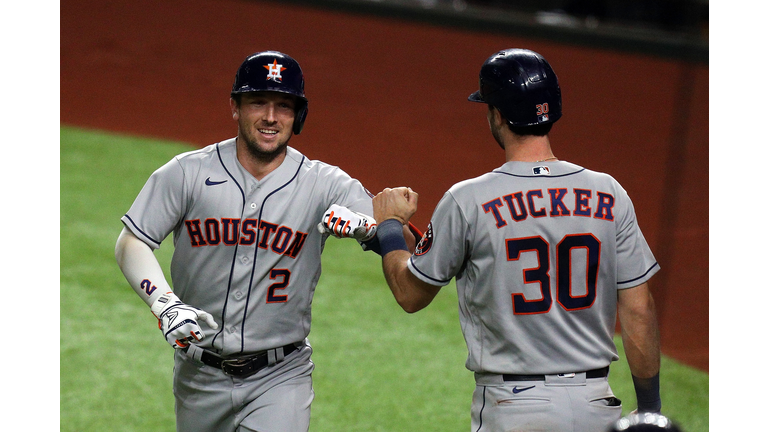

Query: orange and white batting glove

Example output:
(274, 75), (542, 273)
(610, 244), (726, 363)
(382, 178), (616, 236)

(317, 204), (377, 241)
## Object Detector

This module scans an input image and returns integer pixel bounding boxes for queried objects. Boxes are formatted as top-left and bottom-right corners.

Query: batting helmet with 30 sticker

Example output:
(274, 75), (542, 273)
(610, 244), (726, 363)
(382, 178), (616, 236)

(231, 51), (309, 135)
(468, 48), (562, 127)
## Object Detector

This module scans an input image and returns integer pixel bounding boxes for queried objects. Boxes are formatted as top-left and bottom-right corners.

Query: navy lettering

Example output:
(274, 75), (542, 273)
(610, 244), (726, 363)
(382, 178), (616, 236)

(556, 234), (600, 310)
(140, 279), (157, 296)
(482, 188), (616, 228)
(239, 219), (258, 245)
(507, 236), (552, 315)
(482, 198), (507, 228)
(266, 269), (290, 303)
(573, 189), (592, 217)
(184, 220), (207, 246)
(526, 190), (547, 217)
(548, 188), (570, 216)
(594, 192), (615, 221)
(222, 218), (241, 245)
(271, 226), (294, 254)
(284, 231), (308, 259)
(258, 221), (279, 249)
(503, 192), (528, 222)
(204, 219), (221, 245)
(184, 217), (307, 259)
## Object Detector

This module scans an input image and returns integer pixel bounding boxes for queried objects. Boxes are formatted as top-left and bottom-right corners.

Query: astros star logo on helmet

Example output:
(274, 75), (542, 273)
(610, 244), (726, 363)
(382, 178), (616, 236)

(264, 59), (287, 82)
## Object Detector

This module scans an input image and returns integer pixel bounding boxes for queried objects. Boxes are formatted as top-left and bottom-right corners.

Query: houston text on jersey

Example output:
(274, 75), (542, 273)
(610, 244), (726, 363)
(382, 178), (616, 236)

(184, 217), (308, 258)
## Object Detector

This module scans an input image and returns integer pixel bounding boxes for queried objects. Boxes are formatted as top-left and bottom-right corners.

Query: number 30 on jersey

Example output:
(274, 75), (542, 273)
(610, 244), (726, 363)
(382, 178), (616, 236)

(507, 234), (600, 315)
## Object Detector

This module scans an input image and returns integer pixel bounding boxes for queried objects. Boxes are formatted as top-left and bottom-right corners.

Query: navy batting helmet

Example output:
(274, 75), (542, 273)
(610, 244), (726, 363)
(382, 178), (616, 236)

(231, 51), (308, 135)
(607, 413), (683, 432)
(468, 48), (562, 127)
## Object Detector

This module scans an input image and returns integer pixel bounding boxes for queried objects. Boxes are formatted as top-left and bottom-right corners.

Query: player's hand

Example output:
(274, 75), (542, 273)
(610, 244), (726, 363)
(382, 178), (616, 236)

(150, 292), (219, 349)
(373, 187), (418, 226)
(317, 204), (377, 241)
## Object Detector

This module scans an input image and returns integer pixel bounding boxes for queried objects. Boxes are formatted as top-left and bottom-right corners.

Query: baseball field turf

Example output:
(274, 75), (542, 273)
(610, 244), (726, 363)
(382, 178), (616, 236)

(60, 125), (708, 431)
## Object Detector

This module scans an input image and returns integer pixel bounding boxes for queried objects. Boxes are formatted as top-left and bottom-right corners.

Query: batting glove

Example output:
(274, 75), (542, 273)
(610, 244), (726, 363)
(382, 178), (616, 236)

(150, 292), (219, 349)
(317, 204), (377, 241)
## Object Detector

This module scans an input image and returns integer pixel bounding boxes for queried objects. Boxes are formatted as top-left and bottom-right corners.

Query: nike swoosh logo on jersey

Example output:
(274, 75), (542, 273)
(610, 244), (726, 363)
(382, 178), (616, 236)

(205, 177), (227, 186)
(512, 385), (536, 394)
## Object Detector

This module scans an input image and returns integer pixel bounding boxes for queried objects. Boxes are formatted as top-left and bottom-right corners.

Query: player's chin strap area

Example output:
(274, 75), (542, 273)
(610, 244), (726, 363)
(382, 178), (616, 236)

(183, 342), (301, 378)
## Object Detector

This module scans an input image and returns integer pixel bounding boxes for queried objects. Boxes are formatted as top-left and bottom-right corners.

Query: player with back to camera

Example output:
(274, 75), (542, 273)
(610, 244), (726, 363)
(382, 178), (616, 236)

(372, 48), (663, 431)
(114, 50), (413, 432)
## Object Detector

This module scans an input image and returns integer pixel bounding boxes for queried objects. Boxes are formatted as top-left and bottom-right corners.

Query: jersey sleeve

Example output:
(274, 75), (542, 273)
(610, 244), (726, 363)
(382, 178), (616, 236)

(407, 191), (469, 287)
(323, 166), (374, 216)
(121, 157), (187, 250)
(614, 186), (660, 288)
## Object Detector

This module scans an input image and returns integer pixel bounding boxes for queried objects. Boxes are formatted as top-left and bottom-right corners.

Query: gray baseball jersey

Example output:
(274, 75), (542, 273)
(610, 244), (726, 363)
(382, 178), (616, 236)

(122, 139), (373, 356)
(408, 160), (659, 375)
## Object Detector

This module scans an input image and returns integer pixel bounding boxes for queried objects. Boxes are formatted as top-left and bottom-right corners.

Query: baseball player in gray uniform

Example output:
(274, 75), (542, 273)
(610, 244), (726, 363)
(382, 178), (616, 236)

(372, 49), (663, 431)
(115, 51), (381, 432)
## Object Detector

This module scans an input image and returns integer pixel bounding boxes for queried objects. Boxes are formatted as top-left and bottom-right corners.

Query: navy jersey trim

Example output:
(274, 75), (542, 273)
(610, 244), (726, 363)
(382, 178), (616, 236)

(618, 262), (659, 285)
(216, 142), (246, 201)
(409, 256), (452, 285)
(492, 168), (585, 179)
(475, 386), (487, 432)
(240, 155), (306, 354)
(122, 214), (162, 247)
(211, 141), (248, 349)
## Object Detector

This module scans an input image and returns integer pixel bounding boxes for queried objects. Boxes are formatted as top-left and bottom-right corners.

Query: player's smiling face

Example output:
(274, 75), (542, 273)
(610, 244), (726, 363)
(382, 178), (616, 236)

(232, 91), (297, 160)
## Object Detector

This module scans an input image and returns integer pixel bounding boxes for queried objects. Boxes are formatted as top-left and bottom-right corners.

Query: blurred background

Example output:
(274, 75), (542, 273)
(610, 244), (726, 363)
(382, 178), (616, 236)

(463, 0), (708, 37)
(287, 0), (708, 60)
(61, 0), (709, 371)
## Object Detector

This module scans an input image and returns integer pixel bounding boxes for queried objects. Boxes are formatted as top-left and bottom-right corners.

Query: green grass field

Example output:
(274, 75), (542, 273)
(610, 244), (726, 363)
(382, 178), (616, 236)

(60, 125), (708, 431)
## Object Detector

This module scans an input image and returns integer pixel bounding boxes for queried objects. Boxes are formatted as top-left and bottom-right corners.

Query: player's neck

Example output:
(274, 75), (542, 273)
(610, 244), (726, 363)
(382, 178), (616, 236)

(504, 135), (555, 163)
(236, 141), (288, 181)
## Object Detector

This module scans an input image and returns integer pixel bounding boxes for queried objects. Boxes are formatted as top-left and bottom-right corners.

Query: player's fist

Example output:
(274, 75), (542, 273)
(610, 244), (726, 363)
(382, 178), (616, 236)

(317, 204), (377, 241)
(150, 292), (219, 349)
(372, 187), (418, 226)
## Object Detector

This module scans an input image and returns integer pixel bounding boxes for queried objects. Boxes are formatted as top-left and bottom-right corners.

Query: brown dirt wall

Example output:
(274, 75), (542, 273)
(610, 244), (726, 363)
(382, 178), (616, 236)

(61, 0), (709, 371)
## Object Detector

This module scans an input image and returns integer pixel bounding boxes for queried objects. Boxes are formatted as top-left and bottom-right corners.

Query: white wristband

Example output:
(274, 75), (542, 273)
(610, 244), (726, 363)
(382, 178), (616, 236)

(150, 292), (177, 317)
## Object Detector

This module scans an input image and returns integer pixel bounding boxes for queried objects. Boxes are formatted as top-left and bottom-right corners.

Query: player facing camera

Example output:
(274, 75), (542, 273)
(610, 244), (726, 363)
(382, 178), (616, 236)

(116, 50), (391, 432)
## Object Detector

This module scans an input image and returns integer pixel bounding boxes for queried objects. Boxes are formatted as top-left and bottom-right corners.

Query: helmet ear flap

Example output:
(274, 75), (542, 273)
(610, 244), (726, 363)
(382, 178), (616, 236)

(293, 103), (308, 135)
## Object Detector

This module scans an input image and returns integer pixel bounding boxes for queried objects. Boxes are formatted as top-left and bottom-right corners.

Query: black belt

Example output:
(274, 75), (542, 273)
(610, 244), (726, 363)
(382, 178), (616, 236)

(185, 343), (299, 378)
(503, 366), (609, 382)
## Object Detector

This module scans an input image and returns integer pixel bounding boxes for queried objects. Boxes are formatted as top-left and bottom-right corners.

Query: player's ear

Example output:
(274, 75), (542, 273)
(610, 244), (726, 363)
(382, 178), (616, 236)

(491, 106), (505, 124)
(486, 105), (502, 126)
(230, 97), (239, 120)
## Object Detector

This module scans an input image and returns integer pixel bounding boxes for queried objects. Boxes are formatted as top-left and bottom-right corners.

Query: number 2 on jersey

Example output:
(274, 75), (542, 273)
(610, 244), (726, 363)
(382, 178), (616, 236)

(506, 234), (600, 315)
(266, 269), (291, 303)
